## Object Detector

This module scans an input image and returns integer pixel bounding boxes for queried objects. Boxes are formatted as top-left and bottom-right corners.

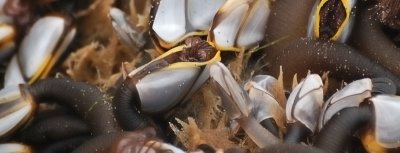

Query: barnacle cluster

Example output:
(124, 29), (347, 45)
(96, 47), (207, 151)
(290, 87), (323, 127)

(0, 0), (399, 153)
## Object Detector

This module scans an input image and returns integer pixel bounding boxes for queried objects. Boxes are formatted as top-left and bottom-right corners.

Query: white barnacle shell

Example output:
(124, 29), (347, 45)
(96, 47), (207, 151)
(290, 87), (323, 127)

(0, 85), (34, 139)
(4, 55), (25, 87)
(210, 62), (280, 147)
(109, 7), (146, 51)
(0, 143), (31, 153)
(18, 16), (76, 83)
(152, 0), (186, 46)
(319, 78), (372, 130)
(210, 62), (250, 119)
(245, 75), (284, 129)
(151, 0), (225, 49)
(370, 95), (400, 149)
(209, 0), (271, 51)
(286, 74), (323, 133)
(127, 40), (221, 113)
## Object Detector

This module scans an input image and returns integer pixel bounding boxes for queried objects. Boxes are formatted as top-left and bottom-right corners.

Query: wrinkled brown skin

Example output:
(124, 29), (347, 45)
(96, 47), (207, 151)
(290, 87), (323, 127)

(284, 122), (311, 144)
(264, 0), (316, 53)
(41, 136), (89, 153)
(17, 115), (89, 145)
(24, 78), (121, 136)
(265, 38), (400, 93)
(113, 79), (151, 131)
(349, 7), (400, 77)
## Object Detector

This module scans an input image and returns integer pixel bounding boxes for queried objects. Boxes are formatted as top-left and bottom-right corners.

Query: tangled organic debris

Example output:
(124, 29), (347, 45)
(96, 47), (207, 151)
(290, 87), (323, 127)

(63, 36), (141, 90)
(76, 0), (115, 45)
(170, 117), (236, 151)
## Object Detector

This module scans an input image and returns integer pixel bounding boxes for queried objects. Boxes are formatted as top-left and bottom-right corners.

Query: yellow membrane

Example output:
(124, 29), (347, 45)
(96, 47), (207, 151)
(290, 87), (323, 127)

(314, 0), (352, 41)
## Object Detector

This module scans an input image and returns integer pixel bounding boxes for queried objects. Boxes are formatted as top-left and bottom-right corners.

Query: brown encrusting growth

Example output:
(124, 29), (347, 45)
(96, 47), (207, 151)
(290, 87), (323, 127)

(63, 37), (140, 90)
(170, 117), (236, 151)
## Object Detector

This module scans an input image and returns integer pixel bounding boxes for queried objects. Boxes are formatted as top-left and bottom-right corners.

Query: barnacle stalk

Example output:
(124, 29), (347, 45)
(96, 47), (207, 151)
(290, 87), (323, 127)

(349, 7), (400, 78)
(21, 78), (121, 135)
(315, 104), (371, 153)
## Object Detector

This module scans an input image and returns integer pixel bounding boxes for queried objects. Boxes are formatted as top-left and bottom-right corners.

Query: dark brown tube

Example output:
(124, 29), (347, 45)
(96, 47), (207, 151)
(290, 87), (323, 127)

(264, 0), (316, 53)
(18, 115), (89, 145)
(314, 105), (371, 153)
(259, 144), (326, 153)
(375, 0), (400, 29)
(265, 37), (400, 92)
(371, 77), (397, 95)
(23, 78), (121, 135)
(349, 7), (400, 77)
(284, 122), (311, 144)
(42, 136), (89, 153)
(113, 79), (151, 131)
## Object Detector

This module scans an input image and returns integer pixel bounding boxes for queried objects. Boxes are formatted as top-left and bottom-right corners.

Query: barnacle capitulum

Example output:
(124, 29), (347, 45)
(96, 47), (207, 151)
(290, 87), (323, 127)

(362, 95), (400, 152)
(0, 85), (35, 139)
(20, 78), (121, 135)
(318, 78), (372, 130)
(208, 0), (271, 51)
(318, 77), (396, 130)
(151, 0), (226, 50)
(4, 55), (25, 87)
(0, 143), (32, 153)
(0, 23), (15, 60)
(109, 7), (146, 51)
(210, 62), (280, 148)
(125, 37), (220, 113)
(18, 15), (76, 84)
(308, 0), (357, 42)
(286, 74), (323, 134)
(244, 75), (285, 137)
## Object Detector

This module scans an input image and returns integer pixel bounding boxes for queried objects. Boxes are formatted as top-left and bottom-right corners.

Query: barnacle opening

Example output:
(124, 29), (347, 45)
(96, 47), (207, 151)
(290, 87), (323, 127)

(133, 36), (220, 79)
(317, 0), (347, 40)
